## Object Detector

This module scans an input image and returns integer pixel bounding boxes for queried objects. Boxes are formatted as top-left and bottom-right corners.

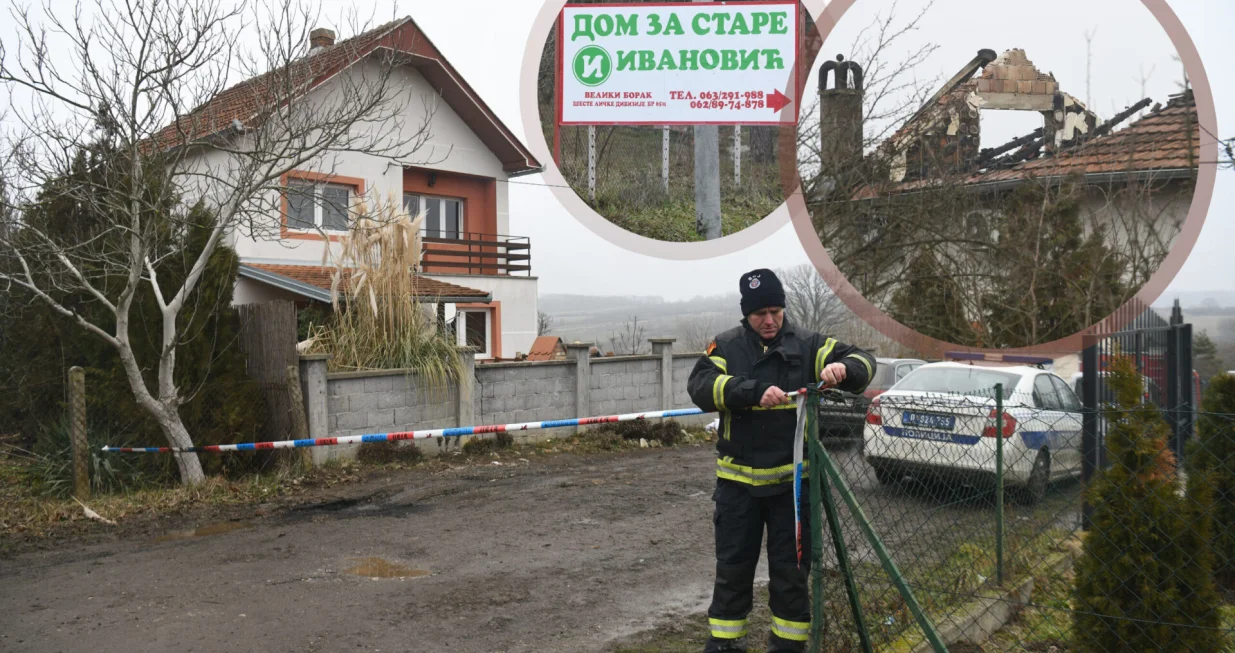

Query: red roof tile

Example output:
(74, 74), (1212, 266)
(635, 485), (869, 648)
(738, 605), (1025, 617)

(526, 336), (563, 361)
(245, 263), (489, 301)
(976, 94), (1199, 182)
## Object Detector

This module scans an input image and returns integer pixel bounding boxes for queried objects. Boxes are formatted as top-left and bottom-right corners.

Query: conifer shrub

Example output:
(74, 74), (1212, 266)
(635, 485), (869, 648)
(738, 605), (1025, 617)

(1193, 373), (1235, 590)
(1072, 357), (1222, 651)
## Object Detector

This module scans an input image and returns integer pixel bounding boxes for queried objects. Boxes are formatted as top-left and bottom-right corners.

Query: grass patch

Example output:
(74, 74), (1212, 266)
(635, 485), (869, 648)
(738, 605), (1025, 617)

(356, 441), (427, 465)
(461, 432), (515, 455)
(1, 419), (713, 547)
(594, 190), (782, 242)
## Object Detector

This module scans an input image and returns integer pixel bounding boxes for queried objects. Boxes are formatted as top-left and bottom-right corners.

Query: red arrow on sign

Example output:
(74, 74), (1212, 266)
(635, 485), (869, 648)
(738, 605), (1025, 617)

(767, 89), (791, 113)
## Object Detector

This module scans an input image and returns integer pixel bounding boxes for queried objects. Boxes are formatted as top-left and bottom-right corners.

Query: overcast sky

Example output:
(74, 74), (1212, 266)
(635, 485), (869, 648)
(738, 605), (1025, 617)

(402, 0), (1232, 301)
(2, 0), (1231, 303)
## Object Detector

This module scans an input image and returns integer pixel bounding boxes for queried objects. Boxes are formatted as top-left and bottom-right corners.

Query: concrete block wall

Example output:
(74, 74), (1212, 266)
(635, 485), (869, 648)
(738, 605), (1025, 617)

(588, 356), (662, 416)
(299, 340), (710, 462)
(672, 353), (702, 408)
(323, 370), (459, 461)
(474, 360), (577, 427)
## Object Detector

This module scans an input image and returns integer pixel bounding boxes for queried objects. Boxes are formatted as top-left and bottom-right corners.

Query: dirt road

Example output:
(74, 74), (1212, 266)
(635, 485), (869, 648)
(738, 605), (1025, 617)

(0, 442), (1071, 653)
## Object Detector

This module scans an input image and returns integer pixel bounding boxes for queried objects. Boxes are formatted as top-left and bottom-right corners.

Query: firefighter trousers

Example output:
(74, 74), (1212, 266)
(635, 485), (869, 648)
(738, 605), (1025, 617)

(704, 478), (813, 653)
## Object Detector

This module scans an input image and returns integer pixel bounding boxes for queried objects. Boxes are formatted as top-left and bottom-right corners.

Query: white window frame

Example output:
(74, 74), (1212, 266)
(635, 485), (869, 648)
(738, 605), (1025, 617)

(454, 308), (491, 359)
(403, 193), (465, 240)
(287, 180), (352, 233)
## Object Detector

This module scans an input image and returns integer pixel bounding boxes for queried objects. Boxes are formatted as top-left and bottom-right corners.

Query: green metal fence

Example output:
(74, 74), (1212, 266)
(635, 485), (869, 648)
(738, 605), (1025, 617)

(800, 368), (1235, 652)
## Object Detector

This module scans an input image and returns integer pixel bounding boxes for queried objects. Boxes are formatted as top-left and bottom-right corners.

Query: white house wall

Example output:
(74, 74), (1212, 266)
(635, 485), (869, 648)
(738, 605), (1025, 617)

(176, 59), (512, 266)
(232, 276), (310, 305)
(427, 274), (538, 358)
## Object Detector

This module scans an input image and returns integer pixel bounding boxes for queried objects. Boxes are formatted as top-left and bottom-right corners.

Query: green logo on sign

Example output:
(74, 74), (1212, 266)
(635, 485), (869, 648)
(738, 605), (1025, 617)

(572, 45), (612, 87)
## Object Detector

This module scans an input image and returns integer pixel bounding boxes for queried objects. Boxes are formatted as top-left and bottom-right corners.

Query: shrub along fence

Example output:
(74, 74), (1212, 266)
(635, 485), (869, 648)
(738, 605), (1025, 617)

(798, 362), (1235, 652)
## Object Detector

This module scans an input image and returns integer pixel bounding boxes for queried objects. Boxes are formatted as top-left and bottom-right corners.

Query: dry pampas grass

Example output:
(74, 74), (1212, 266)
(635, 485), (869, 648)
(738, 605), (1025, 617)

(304, 196), (463, 391)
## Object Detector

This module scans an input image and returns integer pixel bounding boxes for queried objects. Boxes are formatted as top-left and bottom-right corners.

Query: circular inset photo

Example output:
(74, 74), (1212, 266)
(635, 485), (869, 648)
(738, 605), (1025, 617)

(792, 0), (1216, 351)
(535, 0), (810, 242)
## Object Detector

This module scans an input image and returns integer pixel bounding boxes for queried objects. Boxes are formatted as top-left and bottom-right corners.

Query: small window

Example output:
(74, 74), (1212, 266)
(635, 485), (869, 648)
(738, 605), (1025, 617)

(895, 364), (915, 381)
(285, 180), (352, 232)
(454, 309), (491, 359)
(1033, 375), (1061, 411)
(1051, 375), (1082, 412)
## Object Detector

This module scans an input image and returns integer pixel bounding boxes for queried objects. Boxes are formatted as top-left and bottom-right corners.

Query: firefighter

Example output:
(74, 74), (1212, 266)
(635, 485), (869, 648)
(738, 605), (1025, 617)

(688, 268), (876, 653)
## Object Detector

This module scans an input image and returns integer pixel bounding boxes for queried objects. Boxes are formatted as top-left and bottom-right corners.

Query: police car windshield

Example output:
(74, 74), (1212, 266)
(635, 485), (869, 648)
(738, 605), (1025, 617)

(894, 367), (1021, 395)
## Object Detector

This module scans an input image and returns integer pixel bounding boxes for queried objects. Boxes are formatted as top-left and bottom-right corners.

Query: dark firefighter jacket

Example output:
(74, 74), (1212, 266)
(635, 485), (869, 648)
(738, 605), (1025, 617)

(687, 319), (876, 496)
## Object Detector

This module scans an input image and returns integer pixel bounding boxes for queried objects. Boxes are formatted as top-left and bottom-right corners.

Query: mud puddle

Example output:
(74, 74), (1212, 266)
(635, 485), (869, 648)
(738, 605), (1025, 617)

(343, 556), (430, 579)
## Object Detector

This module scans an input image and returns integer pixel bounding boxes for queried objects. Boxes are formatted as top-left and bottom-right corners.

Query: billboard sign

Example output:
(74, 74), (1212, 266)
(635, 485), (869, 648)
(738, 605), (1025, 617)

(557, 2), (799, 125)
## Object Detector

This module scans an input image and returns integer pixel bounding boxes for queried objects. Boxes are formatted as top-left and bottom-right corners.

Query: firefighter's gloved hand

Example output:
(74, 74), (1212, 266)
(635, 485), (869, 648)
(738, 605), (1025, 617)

(760, 386), (792, 408)
(820, 362), (848, 388)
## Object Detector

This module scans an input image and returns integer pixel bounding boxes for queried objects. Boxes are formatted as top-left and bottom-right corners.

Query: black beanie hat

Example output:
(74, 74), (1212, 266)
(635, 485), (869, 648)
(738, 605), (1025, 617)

(739, 268), (786, 316)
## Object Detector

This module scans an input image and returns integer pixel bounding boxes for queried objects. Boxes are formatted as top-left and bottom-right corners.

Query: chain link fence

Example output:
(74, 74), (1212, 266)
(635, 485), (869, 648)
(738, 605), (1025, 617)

(797, 363), (1235, 652)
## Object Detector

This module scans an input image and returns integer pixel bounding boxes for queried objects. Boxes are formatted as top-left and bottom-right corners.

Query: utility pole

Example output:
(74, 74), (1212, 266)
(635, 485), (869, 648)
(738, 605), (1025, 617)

(693, 0), (722, 240)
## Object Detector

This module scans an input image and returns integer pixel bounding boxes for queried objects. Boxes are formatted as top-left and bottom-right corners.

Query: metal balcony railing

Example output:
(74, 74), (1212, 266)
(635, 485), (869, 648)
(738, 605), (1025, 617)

(420, 232), (531, 276)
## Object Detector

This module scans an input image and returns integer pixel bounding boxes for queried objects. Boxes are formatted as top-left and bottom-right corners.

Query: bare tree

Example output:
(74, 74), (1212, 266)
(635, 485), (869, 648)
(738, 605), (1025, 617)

(0, 1), (438, 484)
(676, 316), (721, 353)
(606, 315), (647, 356)
(776, 264), (850, 335)
(537, 311), (554, 336)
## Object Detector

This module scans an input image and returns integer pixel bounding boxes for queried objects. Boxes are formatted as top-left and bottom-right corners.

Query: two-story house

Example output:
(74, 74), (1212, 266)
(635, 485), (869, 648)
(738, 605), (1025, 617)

(179, 18), (543, 360)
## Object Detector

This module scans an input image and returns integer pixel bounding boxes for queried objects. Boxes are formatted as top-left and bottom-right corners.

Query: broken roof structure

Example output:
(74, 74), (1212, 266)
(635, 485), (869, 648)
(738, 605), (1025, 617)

(841, 48), (1199, 199)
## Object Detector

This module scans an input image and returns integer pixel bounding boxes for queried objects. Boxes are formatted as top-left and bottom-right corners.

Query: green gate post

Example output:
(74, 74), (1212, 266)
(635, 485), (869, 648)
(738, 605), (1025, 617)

(808, 419), (827, 650)
(809, 395), (874, 653)
(812, 429), (950, 652)
(995, 383), (1005, 586)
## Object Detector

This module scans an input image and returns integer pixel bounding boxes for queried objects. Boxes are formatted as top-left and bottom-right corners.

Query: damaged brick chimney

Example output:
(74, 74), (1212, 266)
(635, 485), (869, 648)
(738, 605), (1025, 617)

(309, 28), (335, 50)
(818, 54), (864, 181)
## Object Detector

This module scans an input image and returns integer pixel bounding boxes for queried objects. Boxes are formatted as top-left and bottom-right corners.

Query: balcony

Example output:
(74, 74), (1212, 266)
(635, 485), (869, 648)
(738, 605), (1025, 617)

(420, 232), (531, 276)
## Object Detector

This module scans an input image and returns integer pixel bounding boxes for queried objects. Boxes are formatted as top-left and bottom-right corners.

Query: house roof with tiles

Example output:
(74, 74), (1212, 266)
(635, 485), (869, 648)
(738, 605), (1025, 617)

(153, 18), (540, 175)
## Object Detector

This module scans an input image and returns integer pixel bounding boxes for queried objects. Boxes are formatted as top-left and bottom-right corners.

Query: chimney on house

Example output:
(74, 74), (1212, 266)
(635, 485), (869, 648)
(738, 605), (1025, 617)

(818, 54), (864, 188)
(309, 28), (335, 50)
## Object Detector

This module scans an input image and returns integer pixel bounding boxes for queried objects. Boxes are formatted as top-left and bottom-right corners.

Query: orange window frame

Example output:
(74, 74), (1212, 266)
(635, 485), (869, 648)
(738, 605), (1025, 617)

(280, 170), (366, 242)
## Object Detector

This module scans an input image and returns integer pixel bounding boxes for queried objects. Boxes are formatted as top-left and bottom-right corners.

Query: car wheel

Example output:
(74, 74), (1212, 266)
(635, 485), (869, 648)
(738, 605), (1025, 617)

(1016, 450), (1050, 506)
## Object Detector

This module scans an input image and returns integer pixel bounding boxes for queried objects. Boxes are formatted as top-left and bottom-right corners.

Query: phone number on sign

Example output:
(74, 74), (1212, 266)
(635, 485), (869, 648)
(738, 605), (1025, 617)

(688, 99), (766, 110)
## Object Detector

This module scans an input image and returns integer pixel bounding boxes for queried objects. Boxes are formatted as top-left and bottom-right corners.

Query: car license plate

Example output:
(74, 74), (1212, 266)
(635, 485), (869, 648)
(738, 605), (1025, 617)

(902, 411), (955, 431)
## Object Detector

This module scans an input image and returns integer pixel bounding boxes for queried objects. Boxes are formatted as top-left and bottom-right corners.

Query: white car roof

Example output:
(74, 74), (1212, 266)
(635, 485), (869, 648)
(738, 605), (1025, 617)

(912, 361), (1048, 376)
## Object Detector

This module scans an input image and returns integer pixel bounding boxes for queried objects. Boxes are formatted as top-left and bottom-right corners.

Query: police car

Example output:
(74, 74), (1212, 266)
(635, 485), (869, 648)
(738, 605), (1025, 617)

(863, 362), (1083, 504)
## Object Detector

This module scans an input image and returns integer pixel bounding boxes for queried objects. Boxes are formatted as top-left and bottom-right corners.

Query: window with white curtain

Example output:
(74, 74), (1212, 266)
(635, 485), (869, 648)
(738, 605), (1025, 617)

(287, 180), (351, 232)
(403, 193), (464, 239)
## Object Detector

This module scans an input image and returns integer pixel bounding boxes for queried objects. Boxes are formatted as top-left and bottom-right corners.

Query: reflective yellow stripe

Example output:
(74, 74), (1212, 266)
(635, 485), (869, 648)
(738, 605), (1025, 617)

(846, 352), (873, 382)
(709, 356), (728, 373)
(815, 338), (838, 380)
(709, 617), (748, 639)
(712, 375), (733, 411)
(716, 458), (808, 486)
(772, 616), (810, 642)
(723, 411), (731, 440)
(751, 403), (798, 411)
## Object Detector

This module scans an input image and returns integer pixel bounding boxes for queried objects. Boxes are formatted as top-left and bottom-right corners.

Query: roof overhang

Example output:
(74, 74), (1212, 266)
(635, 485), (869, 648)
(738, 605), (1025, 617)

(237, 264), (492, 304)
